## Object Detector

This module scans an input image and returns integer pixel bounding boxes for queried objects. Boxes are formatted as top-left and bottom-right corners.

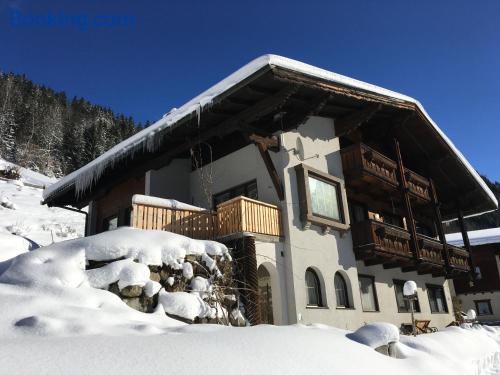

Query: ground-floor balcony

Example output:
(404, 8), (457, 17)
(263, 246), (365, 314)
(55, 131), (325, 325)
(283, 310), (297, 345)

(130, 195), (283, 241)
(351, 219), (470, 277)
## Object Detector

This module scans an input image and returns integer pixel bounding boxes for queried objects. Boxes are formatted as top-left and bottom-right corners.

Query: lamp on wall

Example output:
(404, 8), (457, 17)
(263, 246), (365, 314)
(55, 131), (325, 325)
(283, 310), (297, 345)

(403, 280), (418, 336)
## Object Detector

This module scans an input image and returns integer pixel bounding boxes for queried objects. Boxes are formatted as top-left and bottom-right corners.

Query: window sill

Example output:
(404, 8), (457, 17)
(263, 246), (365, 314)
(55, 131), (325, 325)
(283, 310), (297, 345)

(336, 307), (355, 310)
(306, 305), (329, 310)
(361, 310), (380, 313)
(430, 312), (450, 314)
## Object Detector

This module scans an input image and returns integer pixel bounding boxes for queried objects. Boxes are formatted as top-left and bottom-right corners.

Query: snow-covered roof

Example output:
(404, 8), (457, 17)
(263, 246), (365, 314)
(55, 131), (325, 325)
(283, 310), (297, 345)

(446, 227), (500, 247)
(42, 54), (498, 214)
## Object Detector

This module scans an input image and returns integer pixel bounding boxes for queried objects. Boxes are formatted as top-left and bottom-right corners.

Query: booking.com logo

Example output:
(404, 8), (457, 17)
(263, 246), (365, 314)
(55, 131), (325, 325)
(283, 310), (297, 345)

(9, 10), (137, 31)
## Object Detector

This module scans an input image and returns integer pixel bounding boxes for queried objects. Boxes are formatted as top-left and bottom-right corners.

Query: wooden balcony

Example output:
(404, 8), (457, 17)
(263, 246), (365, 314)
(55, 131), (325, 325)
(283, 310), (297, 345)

(351, 219), (469, 276)
(341, 143), (431, 204)
(131, 196), (283, 241)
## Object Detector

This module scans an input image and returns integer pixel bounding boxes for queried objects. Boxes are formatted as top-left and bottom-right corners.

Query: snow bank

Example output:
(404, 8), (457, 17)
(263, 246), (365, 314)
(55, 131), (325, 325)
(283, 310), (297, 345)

(0, 233), (32, 262)
(158, 290), (211, 321)
(347, 322), (400, 348)
(42, 56), (497, 215)
(132, 194), (205, 211)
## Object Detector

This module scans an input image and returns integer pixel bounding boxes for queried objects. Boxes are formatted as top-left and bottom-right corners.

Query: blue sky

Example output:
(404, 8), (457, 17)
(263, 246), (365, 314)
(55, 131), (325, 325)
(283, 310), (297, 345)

(1, 0), (499, 180)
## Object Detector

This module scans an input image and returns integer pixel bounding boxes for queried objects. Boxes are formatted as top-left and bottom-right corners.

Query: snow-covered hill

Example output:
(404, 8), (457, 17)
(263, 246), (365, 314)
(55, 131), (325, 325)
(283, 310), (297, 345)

(0, 159), (84, 258)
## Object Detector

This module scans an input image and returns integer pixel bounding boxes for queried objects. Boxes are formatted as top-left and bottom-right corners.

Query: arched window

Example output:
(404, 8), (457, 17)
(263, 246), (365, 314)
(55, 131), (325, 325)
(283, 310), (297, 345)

(334, 272), (349, 308)
(305, 268), (322, 307)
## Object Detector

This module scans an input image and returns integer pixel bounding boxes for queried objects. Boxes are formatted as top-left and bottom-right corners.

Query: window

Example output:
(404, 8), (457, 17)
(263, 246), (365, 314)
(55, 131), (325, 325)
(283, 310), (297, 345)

(358, 275), (379, 312)
(103, 215), (118, 231)
(295, 164), (349, 232)
(305, 268), (323, 307)
(381, 212), (403, 228)
(427, 285), (448, 313)
(213, 180), (258, 207)
(394, 280), (421, 313)
(308, 176), (340, 221)
(334, 273), (350, 308)
(475, 300), (493, 316)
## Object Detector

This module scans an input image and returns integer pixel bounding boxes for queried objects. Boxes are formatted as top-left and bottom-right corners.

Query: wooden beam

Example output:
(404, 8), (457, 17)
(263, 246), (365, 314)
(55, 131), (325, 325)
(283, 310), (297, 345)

(429, 178), (451, 273)
(253, 139), (285, 201)
(394, 138), (421, 263)
(457, 207), (475, 281)
(248, 133), (280, 152)
(335, 103), (382, 137)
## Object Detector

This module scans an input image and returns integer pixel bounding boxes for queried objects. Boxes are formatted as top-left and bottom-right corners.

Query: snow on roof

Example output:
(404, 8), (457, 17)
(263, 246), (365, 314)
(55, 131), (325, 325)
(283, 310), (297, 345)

(42, 55), (498, 213)
(446, 227), (500, 247)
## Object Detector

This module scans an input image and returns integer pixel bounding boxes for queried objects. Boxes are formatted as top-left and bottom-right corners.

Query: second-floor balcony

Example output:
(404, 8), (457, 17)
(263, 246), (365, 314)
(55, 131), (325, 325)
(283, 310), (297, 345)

(341, 143), (432, 204)
(351, 219), (470, 276)
(130, 195), (283, 241)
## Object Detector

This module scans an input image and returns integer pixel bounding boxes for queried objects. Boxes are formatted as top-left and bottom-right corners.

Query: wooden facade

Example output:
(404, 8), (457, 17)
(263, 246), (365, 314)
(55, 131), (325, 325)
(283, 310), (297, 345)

(342, 142), (471, 278)
(131, 195), (283, 240)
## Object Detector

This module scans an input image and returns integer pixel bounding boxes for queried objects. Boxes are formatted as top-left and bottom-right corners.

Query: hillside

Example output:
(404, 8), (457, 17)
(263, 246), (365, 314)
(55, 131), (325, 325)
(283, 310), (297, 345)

(0, 159), (84, 255)
(0, 71), (144, 177)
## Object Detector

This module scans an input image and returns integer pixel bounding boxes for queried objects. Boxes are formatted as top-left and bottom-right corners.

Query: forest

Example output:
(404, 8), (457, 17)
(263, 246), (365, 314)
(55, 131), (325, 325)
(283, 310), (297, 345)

(0, 71), (144, 177)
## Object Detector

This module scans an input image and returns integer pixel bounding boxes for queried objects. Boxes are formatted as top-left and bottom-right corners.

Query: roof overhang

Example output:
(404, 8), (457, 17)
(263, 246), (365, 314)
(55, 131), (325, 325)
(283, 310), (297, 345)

(42, 55), (497, 219)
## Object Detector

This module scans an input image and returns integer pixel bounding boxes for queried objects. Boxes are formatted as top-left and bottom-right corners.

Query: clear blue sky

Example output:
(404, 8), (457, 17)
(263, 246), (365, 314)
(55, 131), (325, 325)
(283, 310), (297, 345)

(1, 0), (499, 180)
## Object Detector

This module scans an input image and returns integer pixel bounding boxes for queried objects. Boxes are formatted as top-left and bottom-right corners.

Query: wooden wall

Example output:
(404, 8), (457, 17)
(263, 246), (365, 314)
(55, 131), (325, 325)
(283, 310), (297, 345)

(93, 175), (145, 234)
(454, 243), (500, 294)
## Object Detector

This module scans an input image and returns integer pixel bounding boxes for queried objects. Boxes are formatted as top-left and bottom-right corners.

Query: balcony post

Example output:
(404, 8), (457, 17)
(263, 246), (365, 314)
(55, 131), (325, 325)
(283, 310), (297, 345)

(457, 207), (476, 281)
(394, 139), (420, 262)
(429, 178), (451, 273)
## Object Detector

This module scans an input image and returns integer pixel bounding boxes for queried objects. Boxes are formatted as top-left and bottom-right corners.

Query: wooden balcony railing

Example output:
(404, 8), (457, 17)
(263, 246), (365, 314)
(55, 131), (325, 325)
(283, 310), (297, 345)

(131, 203), (217, 240)
(341, 143), (431, 203)
(131, 196), (283, 240)
(217, 196), (283, 238)
(351, 219), (413, 261)
(447, 244), (470, 271)
(417, 235), (445, 266)
(352, 220), (468, 274)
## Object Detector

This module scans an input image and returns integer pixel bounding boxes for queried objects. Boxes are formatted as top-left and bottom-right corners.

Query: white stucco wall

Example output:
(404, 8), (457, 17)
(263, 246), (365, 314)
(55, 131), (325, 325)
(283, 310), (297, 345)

(457, 291), (500, 322)
(189, 144), (280, 209)
(145, 158), (191, 202)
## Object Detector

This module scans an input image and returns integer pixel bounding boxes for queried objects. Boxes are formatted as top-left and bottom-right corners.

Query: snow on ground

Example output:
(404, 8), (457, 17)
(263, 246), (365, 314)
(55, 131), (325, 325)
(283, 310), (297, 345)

(0, 163), (84, 249)
(0, 228), (499, 374)
(0, 158), (56, 187)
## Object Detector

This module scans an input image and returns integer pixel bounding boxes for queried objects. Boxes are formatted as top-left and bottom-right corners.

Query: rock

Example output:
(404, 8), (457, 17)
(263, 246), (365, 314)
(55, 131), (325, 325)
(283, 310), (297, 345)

(150, 272), (161, 282)
(120, 285), (143, 298)
(123, 297), (145, 312)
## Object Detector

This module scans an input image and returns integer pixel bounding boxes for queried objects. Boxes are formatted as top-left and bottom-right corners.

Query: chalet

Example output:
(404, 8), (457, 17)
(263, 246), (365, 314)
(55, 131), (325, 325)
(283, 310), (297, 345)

(447, 228), (500, 322)
(42, 55), (498, 330)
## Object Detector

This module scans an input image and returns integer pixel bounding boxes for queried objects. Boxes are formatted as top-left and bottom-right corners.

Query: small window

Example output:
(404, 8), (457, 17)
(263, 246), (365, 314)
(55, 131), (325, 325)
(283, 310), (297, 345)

(295, 164), (349, 231)
(305, 268), (323, 307)
(213, 180), (258, 207)
(427, 285), (448, 313)
(380, 212), (403, 228)
(475, 300), (493, 316)
(359, 275), (379, 312)
(103, 215), (118, 231)
(394, 280), (421, 313)
(334, 273), (350, 308)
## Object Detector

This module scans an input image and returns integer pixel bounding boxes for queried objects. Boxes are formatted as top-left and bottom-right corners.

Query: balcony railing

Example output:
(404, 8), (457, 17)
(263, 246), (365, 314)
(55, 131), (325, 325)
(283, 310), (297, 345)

(131, 196), (283, 240)
(351, 219), (469, 274)
(341, 143), (431, 203)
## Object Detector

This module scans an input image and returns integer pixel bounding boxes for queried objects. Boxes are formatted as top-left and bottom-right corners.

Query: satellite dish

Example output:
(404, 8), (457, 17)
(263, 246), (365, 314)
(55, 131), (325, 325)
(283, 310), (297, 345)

(295, 137), (305, 161)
